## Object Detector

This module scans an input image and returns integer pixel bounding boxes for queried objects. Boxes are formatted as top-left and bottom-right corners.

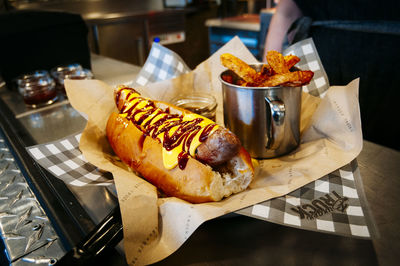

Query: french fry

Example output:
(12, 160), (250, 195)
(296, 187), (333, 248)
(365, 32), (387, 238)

(266, 50), (289, 74)
(260, 71), (314, 87)
(260, 64), (274, 76)
(221, 74), (233, 84)
(250, 64), (272, 85)
(220, 51), (313, 87)
(284, 54), (300, 70)
(266, 52), (300, 74)
(220, 53), (257, 83)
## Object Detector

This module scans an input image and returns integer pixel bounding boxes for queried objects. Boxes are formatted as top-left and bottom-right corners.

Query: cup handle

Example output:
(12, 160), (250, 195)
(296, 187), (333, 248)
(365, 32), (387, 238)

(265, 96), (286, 150)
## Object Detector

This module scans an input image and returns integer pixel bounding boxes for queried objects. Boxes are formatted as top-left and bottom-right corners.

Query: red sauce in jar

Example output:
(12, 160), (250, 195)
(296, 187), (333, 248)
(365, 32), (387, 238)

(18, 72), (58, 108)
(23, 85), (58, 106)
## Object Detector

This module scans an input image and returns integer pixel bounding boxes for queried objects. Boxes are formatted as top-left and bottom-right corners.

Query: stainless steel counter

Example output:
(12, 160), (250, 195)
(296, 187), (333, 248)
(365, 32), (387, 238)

(0, 53), (141, 264)
(0, 54), (140, 142)
(0, 54), (141, 226)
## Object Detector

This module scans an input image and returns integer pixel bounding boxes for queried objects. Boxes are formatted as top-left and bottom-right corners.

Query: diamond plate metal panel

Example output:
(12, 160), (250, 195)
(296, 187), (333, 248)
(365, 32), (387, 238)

(0, 135), (66, 265)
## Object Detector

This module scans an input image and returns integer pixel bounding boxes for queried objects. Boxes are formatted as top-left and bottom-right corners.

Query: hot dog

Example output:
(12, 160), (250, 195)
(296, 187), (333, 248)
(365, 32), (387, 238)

(106, 86), (254, 203)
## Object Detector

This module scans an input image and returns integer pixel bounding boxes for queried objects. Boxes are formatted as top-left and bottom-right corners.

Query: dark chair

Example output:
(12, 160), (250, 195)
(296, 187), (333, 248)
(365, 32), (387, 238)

(0, 9), (91, 90)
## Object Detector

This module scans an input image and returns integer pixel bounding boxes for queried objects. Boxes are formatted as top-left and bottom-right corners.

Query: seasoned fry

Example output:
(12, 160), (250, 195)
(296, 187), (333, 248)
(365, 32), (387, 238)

(260, 71), (314, 87)
(250, 65), (271, 85)
(260, 64), (273, 76)
(284, 54), (300, 70)
(220, 53), (257, 83)
(266, 50), (289, 74)
(221, 74), (233, 84)
(220, 51), (313, 87)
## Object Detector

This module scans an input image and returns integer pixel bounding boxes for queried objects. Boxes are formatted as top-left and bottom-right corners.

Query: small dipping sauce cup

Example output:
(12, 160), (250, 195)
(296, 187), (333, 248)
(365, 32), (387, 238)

(17, 70), (58, 108)
(171, 93), (217, 121)
(64, 68), (94, 81)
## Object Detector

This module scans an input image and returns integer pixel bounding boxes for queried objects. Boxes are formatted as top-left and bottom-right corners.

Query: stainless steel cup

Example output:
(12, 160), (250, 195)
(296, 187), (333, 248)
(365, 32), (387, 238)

(220, 64), (302, 158)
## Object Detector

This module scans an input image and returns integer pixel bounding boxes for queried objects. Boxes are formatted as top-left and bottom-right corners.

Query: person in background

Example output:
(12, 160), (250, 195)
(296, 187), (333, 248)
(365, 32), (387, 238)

(263, 0), (399, 56)
(263, 0), (301, 55)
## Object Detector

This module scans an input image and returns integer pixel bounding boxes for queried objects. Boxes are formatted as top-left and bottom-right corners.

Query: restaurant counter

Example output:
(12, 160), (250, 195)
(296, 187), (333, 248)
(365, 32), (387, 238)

(0, 54), (398, 265)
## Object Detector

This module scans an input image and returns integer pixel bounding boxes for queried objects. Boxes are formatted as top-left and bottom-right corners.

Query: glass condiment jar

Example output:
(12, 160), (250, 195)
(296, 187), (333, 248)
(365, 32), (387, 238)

(64, 68), (94, 81)
(51, 63), (83, 93)
(17, 70), (58, 108)
(170, 93), (218, 121)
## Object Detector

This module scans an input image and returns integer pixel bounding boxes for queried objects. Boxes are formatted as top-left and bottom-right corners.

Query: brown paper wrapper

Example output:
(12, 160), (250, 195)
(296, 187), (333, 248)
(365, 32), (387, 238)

(64, 38), (362, 265)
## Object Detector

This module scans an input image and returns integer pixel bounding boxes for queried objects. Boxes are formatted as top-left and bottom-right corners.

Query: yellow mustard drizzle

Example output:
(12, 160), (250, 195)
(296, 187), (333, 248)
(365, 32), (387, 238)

(116, 87), (219, 170)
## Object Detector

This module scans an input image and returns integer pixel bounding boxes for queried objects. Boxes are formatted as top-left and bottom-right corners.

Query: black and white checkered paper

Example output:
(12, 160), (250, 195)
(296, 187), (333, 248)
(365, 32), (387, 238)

(283, 38), (330, 97)
(27, 133), (113, 187)
(135, 42), (190, 86)
(26, 38), (374, 239)
(237, 160), (374, 238)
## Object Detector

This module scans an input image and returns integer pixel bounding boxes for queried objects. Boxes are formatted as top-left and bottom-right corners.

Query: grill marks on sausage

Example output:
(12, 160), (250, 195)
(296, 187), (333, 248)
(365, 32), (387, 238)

(196, 127), (241, 167)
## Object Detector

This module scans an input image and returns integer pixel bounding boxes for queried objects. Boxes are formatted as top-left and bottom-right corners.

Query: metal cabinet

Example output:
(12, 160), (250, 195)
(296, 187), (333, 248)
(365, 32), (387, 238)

(87, 10), (186, 66)
(206, 14), (262, 60)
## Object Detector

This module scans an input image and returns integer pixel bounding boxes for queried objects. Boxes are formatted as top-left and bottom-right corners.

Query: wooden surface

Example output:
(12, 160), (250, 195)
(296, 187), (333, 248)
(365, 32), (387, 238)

(357, 141), (400, 265)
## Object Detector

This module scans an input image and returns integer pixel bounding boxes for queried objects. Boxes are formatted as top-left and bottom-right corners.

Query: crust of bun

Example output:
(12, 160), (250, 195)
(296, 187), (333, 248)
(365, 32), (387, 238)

(106, 112), (254, 203)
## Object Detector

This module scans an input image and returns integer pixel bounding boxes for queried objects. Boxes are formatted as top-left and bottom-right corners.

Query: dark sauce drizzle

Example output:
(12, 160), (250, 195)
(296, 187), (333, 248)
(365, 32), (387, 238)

(178, 152), (189, 170)
(117, 87), (217, 169)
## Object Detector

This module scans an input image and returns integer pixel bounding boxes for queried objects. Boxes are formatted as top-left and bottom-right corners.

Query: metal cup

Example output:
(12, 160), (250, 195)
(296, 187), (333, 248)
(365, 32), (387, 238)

(220, 64), (302, 158)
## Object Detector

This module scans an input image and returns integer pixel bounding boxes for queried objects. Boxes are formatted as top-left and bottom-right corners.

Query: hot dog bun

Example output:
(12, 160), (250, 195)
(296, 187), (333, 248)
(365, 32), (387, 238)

(106, 87), (254, 203)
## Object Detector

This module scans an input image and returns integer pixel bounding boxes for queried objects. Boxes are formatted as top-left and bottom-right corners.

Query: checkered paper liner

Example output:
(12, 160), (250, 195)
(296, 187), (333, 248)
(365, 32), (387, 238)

(25, 38), (373, 239)
(27, 133), (114, 187)
(283, 38), (330, 97)
(135, 42), (191, 86)
(26, 132), (375, 239)
(237, 160), (376, 239)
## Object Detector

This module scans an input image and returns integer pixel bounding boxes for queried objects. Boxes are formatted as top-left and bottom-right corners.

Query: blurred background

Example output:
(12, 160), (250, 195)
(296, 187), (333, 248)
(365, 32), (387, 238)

(2, 0), (275, 69)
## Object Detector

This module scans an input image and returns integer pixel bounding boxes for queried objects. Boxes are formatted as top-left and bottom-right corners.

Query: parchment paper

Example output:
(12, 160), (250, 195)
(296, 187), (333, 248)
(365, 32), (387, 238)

(64, 37), (363, 265)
